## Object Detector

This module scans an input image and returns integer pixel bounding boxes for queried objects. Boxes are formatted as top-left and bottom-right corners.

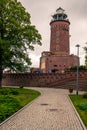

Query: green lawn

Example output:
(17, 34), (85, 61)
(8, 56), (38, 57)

(69, 93), (87, 127)
(0, 87), (41, 123)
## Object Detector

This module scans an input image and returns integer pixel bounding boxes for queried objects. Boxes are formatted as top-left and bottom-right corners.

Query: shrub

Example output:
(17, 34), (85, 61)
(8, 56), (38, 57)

(83, 93), (87, 99)
(78, 103), (87, 112)
(0, 95), (21, 121)
(0, 87), (40, 122)
(0, 88), (19, 95)
(10, 89), (19, 95)
(0, 88), (10, 95)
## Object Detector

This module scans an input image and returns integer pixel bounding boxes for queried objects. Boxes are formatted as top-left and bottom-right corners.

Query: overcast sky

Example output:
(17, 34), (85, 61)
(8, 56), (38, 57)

(19, 0), (87, 67)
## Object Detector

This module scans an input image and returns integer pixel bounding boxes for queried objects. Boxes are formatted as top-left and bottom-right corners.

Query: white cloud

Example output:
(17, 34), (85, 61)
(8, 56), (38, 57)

(29, 53), (41, 67)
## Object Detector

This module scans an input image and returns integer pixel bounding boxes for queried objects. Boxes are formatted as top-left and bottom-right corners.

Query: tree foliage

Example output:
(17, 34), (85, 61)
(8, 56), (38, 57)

(0, 0), (42, 71)
(84, 45), (87, 68)
(70, 65), (87, 71)
(0, 0), (42, 86)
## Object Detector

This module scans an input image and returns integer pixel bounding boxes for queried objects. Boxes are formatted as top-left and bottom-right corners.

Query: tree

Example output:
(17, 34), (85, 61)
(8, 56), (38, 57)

(84, 43), (87, 68)
(0, 0), (42, 87)
(70, 65), (87, 71)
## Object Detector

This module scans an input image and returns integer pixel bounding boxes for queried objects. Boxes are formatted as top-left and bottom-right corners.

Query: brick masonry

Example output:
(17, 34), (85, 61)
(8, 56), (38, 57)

(0, 88), (86, 130)
(40, 8), (78, 73)
(2, 71), (87, 91)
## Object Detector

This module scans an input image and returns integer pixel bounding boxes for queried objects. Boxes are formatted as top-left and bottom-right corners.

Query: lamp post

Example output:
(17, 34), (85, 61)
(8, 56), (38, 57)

(76, 44), (80, 95)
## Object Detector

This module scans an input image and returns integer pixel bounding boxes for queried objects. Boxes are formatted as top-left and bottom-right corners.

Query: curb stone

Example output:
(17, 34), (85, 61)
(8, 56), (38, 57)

(68, 95), (87, 130)
(0, 94), (41, 127)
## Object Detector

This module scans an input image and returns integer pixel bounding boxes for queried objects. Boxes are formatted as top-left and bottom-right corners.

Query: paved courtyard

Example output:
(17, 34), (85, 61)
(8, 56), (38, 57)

(0, 87), (86, 130)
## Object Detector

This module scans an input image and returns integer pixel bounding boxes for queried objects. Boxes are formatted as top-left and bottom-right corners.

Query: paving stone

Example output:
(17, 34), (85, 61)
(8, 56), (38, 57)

(0, 88), (86, 130)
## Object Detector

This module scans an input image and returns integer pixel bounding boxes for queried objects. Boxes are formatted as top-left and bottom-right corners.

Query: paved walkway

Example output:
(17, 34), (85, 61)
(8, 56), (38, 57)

(0, 88), (86, 130)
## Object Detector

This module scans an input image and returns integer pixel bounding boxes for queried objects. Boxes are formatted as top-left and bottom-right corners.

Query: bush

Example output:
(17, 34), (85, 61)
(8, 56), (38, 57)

(78, 103), (87, 112)
(0, 95), (21, 121)
(70, 65), (87, 71)
(0, 88), (10, 95)
(83, 93), (87, 99)
(10, 89), (19, 95)
(0, 88), (19, 95)
(0, 87), (40, 122)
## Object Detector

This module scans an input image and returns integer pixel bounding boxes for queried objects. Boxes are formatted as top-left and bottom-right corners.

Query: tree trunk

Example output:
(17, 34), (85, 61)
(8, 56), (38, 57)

(0, 68), (3, 87)
(0, 13), (4, 87)
(0, 49), (3, 88)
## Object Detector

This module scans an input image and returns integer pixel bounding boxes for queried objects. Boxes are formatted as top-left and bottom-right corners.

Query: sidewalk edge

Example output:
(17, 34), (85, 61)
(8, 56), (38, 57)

(68, 95), (87, 130)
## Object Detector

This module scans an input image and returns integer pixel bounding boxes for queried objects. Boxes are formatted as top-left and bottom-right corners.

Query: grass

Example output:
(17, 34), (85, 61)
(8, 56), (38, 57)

(69, 93), (87, 127)
(0, 87), (41, 123)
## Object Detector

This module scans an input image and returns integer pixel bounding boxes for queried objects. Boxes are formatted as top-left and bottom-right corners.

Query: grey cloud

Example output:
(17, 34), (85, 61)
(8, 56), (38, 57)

(19, 0), (87, 66)
(66, 0), (87, 18)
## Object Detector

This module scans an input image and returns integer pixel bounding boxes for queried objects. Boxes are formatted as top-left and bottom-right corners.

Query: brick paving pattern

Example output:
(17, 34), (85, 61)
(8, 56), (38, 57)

(0, 88), (86, 130)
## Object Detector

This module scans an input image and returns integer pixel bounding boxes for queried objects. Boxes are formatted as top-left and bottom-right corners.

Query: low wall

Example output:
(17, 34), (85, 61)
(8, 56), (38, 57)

(2, 71), (87, 90)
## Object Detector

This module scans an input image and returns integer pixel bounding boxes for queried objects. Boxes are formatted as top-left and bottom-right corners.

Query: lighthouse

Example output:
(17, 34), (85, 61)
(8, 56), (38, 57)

(40, 7), (78, 73)
(50, 7), (70, 55)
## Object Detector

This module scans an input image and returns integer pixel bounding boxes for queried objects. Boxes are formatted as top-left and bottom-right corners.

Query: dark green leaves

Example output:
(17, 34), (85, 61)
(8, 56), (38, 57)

(0, 0), (42, 72)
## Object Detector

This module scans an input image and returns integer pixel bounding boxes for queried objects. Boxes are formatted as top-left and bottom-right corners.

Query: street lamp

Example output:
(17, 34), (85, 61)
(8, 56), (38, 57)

(76, 44), (80, 95)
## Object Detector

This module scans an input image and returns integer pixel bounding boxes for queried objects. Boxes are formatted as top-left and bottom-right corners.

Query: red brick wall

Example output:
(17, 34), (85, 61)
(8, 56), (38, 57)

(50, 21), (70, 55)
(2, 71), (87, 90)
(40, 19), (78, 73)
(43, 54), (78, 73)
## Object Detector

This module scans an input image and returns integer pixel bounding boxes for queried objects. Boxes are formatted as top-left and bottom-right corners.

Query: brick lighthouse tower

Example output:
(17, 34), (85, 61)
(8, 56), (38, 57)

(50, 7), (70, 55)
(40, 7), (78, 73)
